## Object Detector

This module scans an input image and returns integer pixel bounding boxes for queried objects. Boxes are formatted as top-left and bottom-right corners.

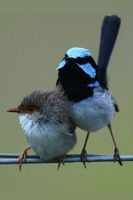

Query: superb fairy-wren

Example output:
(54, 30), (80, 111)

(56, 15), (122, 167)
(7, 85), (76, 170)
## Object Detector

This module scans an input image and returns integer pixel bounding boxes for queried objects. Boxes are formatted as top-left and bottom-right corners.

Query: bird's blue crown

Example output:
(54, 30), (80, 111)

(57, 47), (100, 89)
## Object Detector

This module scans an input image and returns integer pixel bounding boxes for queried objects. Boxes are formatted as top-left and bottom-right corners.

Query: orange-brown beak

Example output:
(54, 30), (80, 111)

(7, 107), (21, 113)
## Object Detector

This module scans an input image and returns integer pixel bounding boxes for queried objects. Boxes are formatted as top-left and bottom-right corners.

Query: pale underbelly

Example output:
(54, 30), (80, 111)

(27, 128), (76, 161)
(19, 115), (76, 160)
(70, 95), (116, 132)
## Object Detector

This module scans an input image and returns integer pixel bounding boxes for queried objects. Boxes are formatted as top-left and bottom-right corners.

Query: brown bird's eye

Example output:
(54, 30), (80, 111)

(28, 106), (38, 113)
(29, 107), (34, 112)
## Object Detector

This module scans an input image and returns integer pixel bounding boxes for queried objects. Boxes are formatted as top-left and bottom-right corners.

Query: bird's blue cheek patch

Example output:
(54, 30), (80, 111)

(77, 63), (96, 78)
(57, 59), (67, 70)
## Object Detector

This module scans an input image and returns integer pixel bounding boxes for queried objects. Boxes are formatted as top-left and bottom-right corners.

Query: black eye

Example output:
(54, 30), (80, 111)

(28, 106), (39, 113)
(29, 107), (33, 112)
(29, 106), (36, 112)
(65, 54), (68, 58)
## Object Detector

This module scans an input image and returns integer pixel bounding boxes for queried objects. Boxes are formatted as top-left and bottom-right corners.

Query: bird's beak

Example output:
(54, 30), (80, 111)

(7, 107), (21, 113)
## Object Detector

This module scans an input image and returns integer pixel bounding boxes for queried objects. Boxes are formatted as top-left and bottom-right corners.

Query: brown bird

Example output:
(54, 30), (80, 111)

(7, 85), (77, 171)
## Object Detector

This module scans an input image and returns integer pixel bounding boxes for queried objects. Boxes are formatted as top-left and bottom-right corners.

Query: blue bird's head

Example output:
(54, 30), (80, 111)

(56, 47), (100, 101)
(57, 47), (99, 87)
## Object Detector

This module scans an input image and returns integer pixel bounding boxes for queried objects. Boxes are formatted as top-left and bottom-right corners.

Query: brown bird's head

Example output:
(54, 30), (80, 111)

(7, 90), (45, 115)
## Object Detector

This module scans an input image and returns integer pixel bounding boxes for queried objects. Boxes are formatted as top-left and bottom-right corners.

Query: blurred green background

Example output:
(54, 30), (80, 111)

(0, 0), (133, 199)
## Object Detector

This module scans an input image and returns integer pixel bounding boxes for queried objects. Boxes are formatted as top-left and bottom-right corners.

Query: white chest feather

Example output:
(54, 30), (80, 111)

(19, 114), (76, 160)
(70, 90), (116, 132)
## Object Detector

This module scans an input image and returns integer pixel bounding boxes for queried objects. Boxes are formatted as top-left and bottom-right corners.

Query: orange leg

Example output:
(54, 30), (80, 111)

(57, 155), (65, 170)
(18, 146), (31, 171)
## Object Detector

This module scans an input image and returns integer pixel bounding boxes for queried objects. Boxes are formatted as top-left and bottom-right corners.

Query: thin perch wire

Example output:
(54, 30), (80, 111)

(0, 154), (133, 165)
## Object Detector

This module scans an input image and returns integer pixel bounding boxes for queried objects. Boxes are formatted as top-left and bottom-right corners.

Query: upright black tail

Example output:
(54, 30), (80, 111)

(97, 15), (121, 89)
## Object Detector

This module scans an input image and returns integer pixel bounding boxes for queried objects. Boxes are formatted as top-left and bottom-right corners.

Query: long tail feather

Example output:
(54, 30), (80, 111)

(97, 15), (121, 89)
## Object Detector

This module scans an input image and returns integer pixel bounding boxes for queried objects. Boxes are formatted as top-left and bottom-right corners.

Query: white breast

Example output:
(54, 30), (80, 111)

(70, 90), (116, 132)
(19, 114), (76, 160)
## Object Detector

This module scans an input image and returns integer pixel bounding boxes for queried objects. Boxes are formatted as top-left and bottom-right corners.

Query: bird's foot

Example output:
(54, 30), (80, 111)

(57, 155), (65, 170)
(80, 149), (88, 169)
(113, 147), (123, 166)
(18, 146), (31, 171)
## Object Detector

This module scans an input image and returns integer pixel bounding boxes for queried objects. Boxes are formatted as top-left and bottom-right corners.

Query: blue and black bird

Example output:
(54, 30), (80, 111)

(56, 15), (122, 166)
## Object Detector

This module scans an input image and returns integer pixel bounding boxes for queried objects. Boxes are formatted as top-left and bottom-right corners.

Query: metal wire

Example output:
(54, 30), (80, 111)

(0, 153), (133, 165)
